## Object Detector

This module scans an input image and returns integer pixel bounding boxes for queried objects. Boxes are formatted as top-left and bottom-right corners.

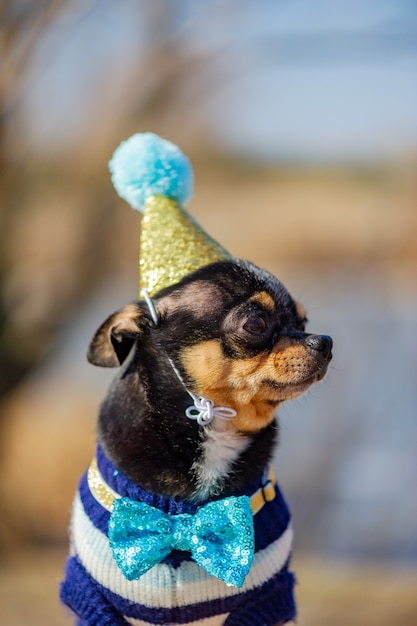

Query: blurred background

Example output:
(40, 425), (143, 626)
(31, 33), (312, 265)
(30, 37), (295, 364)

(0, 1), (416, 624)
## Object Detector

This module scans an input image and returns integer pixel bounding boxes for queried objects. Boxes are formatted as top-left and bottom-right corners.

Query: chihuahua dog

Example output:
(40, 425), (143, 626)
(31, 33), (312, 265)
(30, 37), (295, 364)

(61, 258), (332, 626)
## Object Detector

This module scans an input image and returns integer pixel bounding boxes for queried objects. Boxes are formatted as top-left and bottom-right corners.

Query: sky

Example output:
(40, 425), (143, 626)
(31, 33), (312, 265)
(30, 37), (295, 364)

(208, 0), (417, 160)
(19, 0), (417, 162)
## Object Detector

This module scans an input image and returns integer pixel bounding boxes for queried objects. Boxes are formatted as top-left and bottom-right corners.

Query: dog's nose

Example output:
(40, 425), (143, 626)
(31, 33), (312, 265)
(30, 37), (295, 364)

(305, 334), (333, 359)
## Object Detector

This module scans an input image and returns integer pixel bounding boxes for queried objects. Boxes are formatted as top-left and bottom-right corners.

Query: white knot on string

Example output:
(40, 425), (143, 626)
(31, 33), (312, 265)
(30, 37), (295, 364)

(185, 397), (237, 426)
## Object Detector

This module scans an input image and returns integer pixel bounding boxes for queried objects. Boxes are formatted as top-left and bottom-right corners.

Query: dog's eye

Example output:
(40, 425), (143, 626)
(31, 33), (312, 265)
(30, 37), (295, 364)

(243, 316), (267, 335)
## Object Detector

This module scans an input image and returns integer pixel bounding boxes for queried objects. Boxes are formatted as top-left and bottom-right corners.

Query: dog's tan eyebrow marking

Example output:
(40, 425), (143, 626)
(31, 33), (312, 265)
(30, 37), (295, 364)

(250, 291), (275, 311)
(295, 302), (307, 321)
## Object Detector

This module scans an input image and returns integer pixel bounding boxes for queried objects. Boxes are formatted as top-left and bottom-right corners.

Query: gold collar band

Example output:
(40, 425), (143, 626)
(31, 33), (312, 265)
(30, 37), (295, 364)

(88, 458), (276, 516)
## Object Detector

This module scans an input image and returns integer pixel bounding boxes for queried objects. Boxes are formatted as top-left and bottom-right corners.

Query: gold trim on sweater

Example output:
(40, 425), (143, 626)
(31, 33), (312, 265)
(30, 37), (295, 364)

(88, 458), (276, 516)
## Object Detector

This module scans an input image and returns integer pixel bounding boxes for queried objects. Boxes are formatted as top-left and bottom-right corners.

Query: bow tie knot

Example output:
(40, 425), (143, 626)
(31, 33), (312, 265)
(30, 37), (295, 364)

(108, 495), (254, 588)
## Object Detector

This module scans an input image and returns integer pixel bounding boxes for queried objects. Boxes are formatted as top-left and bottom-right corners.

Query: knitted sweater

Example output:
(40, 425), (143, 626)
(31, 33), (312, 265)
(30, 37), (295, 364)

(60, 446), (296, 625)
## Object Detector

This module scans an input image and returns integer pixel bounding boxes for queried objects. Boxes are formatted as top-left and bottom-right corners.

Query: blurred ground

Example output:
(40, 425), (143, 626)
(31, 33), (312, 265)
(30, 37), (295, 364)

(1, 547), (416, 626)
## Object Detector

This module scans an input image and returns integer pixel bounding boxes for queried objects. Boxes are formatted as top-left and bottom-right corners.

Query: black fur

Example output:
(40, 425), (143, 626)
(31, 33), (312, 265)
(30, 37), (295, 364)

(91, 259), (332, 501)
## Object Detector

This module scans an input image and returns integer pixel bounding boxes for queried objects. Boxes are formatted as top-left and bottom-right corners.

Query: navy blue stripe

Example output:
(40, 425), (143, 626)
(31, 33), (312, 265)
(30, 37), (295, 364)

(60, 556), (128, 626)
(80, 468), (289, 560)
(62, 555), (296, 625)
(89, 446), (290, 550)
(97, 445), (201, 515)
(253, 486), (291, 552)
(96, 445), (287, 516)
(79, 471), (111, 533)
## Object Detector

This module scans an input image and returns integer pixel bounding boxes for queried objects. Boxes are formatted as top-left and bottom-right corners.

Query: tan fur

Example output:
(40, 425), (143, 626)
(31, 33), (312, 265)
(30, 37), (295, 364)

(250, 291), (276, 311)
(295, 301), (307, 323)
(181, 338), (322, 433)
(88, 303), (141, 367)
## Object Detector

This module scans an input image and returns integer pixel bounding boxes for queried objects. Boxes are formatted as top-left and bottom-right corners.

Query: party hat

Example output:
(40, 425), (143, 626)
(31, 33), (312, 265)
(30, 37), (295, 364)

(109, 133), (231, 296)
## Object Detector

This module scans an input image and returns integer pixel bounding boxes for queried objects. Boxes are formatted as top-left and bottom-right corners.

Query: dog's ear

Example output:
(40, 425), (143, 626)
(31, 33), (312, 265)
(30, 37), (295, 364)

(87, 303), (143, 367)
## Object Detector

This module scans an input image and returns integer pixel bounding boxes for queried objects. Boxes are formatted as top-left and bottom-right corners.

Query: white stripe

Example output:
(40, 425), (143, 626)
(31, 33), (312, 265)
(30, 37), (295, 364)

(124, 614), (229, 626)
(72, 494), (293, 609)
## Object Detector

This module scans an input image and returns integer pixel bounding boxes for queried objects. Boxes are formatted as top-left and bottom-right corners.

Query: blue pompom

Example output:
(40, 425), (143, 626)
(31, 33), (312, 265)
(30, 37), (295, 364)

(109, 133), (193, 212)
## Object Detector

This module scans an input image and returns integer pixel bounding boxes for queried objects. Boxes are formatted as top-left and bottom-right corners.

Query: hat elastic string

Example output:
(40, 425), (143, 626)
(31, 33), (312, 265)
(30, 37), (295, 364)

(141, 289), (237, 427)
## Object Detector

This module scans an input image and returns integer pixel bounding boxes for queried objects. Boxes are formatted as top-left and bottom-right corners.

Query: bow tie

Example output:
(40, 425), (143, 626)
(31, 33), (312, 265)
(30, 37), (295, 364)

(108, 495), (254, 588)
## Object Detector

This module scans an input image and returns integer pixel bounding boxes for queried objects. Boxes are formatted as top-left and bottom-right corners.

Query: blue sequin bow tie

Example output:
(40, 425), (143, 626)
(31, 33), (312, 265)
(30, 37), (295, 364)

(108, 495), (255, 587)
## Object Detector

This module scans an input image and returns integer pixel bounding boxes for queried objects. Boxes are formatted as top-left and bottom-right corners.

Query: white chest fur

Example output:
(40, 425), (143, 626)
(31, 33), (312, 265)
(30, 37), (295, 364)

(191, 419), (250, 501)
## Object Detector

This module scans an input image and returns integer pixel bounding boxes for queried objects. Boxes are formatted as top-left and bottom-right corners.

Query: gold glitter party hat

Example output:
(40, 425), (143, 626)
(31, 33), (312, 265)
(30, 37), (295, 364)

(109, 133), (231, 296)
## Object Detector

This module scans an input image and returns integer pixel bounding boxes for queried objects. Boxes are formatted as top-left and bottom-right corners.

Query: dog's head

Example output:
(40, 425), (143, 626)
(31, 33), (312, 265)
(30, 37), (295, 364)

(88, 259), (332, 434)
